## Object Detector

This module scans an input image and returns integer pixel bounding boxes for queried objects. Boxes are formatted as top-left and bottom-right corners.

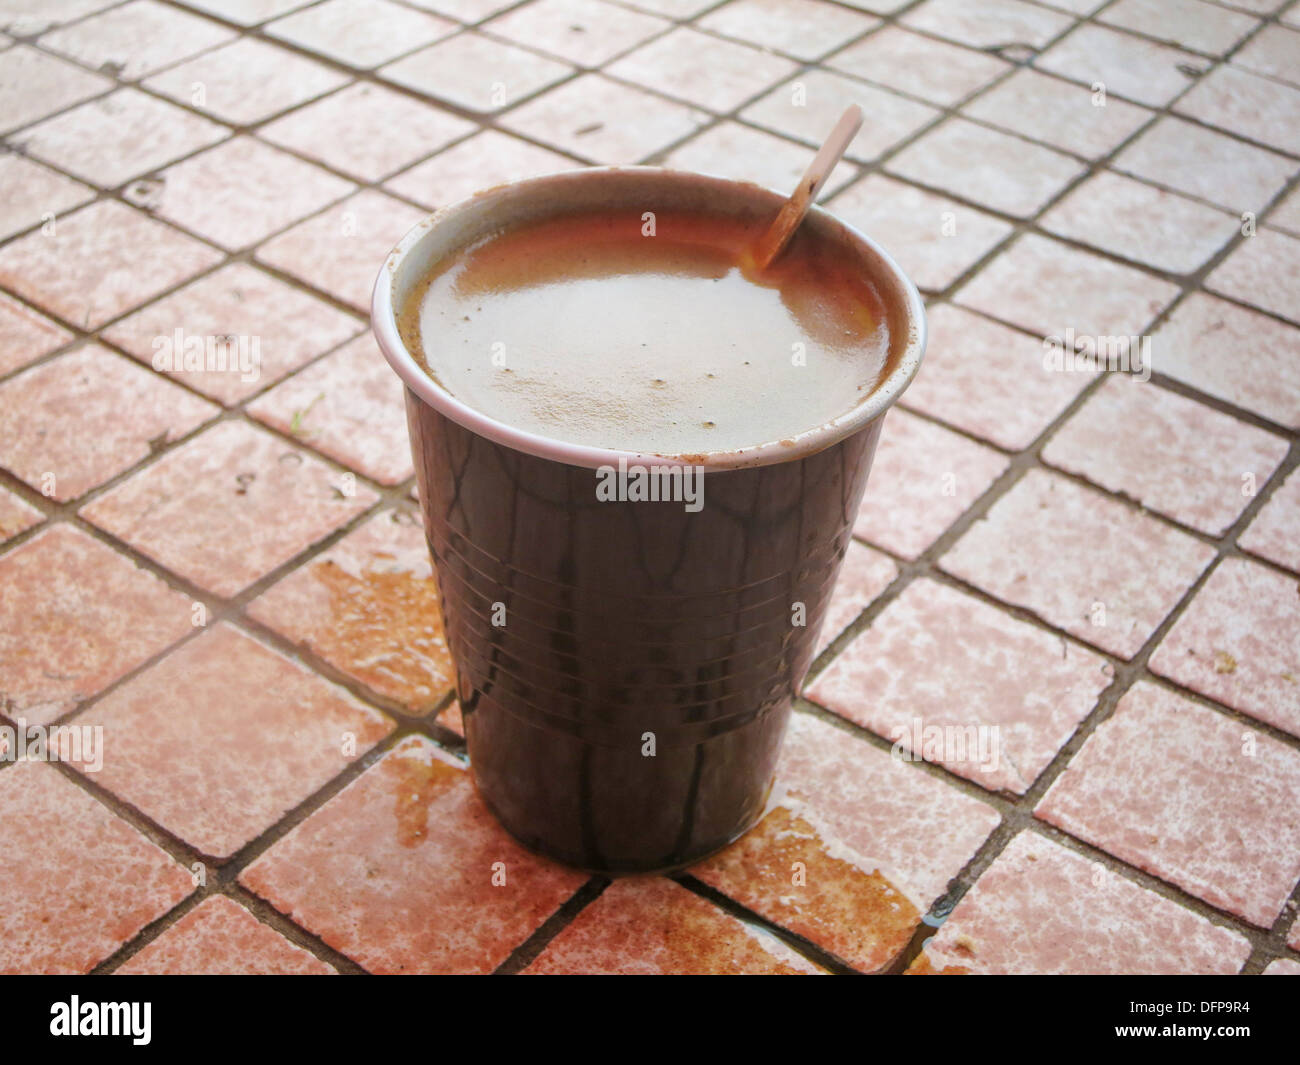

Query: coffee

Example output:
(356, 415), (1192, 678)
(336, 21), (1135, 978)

(397, 207), (895, 456)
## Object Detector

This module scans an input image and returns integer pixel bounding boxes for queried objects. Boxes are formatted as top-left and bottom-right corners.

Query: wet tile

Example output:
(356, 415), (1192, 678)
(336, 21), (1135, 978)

(117, 896), (335, 975)
(0, 292), (71, 377)
(888, 118), (1084, 220)
(528, 876), (821, 974)
(103, 262), (364, 406)
(912, 832), (1251, 974)
(1150, 293), (1300, 429)
(255, 189), (426, 311)
(486, 0), (668, 66)
(0, 762), (193, 974)
(1036, 24), (1211, 107)
(809, 578), (1112, 794)
(901, 304), (1095, 450)
(699, 0), (877, 61)
(0, 154), (94, 242)
(0, 46), (112, 135)
(385, 130), (579, 210)
(1232, 23), (1300, 88)
(0, 200), (221, 331)
(379, 33), (573, 115)
(240, 736), (587, 973)
(18, 88), (228, 190)
(854, 409), (1010, 560)
(0, 344), (218, 502)
(1149, 558), (1300, 739)
(1099, 0), (1259, 55)
(0, 524), (194, 725)
(248, 334), (410, 485)
(825, 26), (1010, 108)
(1040, 170), (1238, 274)
(0, 485), (41, 543)
(1240, 468), (1300, 573)
(174, 0), (314, 22)
(941, 468), (1216, 658)
(955, 233), (1179, 339)
(500, 74), (707, 164)
(903, 0), (1073, 49)
(962, 68), (1152, 159)
(662, 123), (823, 195)
(1111, 115), (1296, 214)
(1176, 64), (1300, 155)
(827, 174), (1013, 292)
(1206, 227), (1300, 325)
(812, 540), (897, 657)
(151, 136), (354, 252)
(260, 82), (473, 183)
(267, 0), (455, 69)
(142, 38), (349, 124)
(81, 419), (377, 598)
(1043, 376), (1288, 536)
(0, 0), (118, 34)
(1037, 681), (1300, 927)
(742, 70), (940, 164)
(248, 508), (455, 715)
(606, 27), (798, 113)
(70, 623), (392, 858)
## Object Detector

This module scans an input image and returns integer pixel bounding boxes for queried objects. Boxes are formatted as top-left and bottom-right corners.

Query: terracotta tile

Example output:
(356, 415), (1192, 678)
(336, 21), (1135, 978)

(592, 0), (714, 13)
(142, 38), (349, 124)
(247, 508), (455, 714)
(260, 82), (473, 182)
(1240, 468), (1300, 573)
(0, 200), (220, 330)
(1036, 24), (1211, 107)
(854, 409), (1010, 560)
(0, 154), (93, 242)
(1150, 293), (1300, 429)
(901, 304), (1095, 450)
(1269, 184), (1300, 237)
(0, 524), (194, 725)
(0, 762), (193, 974)
(379, 33), (573, 115)
(955, 233), (1179, 339)
(1111, 115), (1296, 214)
(0, 0), (118, 34)
(267, 0), (455, 69)
(117, 896), (335, 975)
(81, 419), (377, 598)
(888, 118), (1084, 220)
(385, 130), (579, 210)
(1043, 376), (1289, 535)
(1266, 958), (1300, 975)
(255, 189), (426, 311)
(1206, 227), (1300, 325)
(1233, 23), (1300, 88)
(742, 70), (940, 164)
(40, 0), (235, 80)
(0, 46), (112, 136)
(606, 27), (798, 113)
(500, 74), (707, 164)
(941, 468), (1216, 658)
(1037, 681), (1300, 927)
(103, 262), (364, 406)
(0, 485), (41, 543)
(70, 623), (393, 858)
(1149, 558), (1300, 739)
(1100, 0), (1259, 55)
(903, 0), (1073, 49)
(0, 292), (71, 376)
(699, 0), (876, 61)
(825, 25), (1010, 108)
(827, 174), (1013, 292)
(812, 540), (897, 657)
(662, 123), (824, 195)
(240, 735), (587, 973)
(962, 68), (1152, 159)
(912, 832), (1251, 974)
(151, 136), (354, 252)
(486, 0), (668, 66)
(248, 334), (411, 485)
(1176, 64), (1300, 155)
(174, 0), (314, 23)
(810, 578), (1111, 793)
(436, 700), (465, 737)
(0, 344), (218, 502)
(408, 0), (519, 19)
(527, 876), (822, 974)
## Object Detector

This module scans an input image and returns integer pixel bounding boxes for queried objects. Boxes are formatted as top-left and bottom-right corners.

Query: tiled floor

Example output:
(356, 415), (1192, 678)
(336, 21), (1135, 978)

(0, 0), (1298, 975)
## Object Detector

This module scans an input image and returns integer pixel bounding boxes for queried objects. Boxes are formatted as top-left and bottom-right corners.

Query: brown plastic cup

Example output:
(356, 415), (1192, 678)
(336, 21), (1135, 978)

(372, 167), (925, 873)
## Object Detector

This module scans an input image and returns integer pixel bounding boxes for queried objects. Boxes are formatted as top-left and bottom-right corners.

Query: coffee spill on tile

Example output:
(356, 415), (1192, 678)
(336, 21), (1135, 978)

(388, 740), (465, 849)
